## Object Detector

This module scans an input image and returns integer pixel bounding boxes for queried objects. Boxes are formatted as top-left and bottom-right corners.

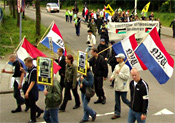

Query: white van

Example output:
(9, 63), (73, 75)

(46, 3), (60, 13)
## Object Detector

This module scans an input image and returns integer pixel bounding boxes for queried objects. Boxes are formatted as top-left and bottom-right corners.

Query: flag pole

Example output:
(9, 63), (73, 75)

(13, 36), (25, 53)
(87, 45), (112, 61)
(111, 30), (153, 79)
(37, 20), (55, 47)
(2, 36), (25, 70)
(10, 37), (22, 68)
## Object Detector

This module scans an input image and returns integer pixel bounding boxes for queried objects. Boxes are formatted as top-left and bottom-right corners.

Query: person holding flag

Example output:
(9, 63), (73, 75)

(109, 53), (130, 120)
(2, 54), (25, 113)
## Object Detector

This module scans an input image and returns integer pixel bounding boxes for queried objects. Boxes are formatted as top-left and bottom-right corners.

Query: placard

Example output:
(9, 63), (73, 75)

(77, 51), (88, 76)
(37, 57), (54, 86)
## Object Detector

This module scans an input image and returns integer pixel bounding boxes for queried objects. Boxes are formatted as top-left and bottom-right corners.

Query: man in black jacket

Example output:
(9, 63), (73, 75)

(97, 38), (109, 61)
(56, 48), (66, 90)
(128, 68), (149, 123)
(99, 24), (109, 45)
(89, 48), (108, 104)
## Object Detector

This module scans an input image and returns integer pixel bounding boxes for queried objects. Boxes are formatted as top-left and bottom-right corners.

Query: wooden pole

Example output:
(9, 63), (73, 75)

(87, 45), (112, 61)
(37, 20), (55, 47)
(13, 36), (25, 53)
(10, 37), (22, 68)
(111, 29), (153, 79)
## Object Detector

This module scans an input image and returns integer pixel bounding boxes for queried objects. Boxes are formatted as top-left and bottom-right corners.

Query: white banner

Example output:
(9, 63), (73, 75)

(108, 21), (160, 40)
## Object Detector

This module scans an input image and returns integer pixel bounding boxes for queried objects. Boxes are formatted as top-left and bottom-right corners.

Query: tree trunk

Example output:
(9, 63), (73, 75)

(35, 0), (41, 42)
(9, 0), (13, 15)
(170, 0), (172, 13)
(4, 0), (5, 9)
(12, 0), (16, 18)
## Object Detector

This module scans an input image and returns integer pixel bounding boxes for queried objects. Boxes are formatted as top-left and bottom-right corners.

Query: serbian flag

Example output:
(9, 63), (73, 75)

(16, 38), (61, 74)
(40, 22), (67, 56)
(135, 26), (174, 84)
(112, 34), (147, 71)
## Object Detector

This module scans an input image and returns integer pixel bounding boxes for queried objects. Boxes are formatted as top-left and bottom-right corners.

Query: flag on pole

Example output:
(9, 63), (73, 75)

(135, 26), (174, 84)
(16, 38), (61, 74)
(104, 4), (114, 16)
(40, 22), (67, 56)
(141, 2), (150, 13)
(112, 34), (147, 71)
(84, 7), (88, 17)
(21, 0), (25, 12)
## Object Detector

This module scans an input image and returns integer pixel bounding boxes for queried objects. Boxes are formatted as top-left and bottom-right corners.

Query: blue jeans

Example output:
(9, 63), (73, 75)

(115, 91), (130, 116)
(43, 108), (59, 123)
(128, 108), (146, 123)
(81, 93), (96, 120)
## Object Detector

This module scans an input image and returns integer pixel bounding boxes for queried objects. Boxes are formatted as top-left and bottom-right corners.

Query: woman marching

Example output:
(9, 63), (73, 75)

(59, 55), (80, 112)
(78, 63), (96, 123)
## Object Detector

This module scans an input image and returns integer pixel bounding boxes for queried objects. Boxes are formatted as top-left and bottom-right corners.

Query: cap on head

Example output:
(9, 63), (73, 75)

(115, 53), (125, 59)
(100, 38), (105, 42)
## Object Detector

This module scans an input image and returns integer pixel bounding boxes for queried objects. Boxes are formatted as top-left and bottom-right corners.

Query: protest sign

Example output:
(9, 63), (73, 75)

(108, 21), (159, 40)
(77, 51), (88, 76)
(37, 57), (54, 86)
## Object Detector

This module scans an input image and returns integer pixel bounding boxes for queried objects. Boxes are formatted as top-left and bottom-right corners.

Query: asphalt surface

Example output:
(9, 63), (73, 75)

(0, 6), (175, 123)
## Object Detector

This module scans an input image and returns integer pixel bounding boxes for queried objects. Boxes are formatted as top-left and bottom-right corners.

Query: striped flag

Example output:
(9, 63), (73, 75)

(135, 26), (174, 84)
(112, 34), (147, 71)
(16, 38), (61, 74)
(40, 22), (67, 56)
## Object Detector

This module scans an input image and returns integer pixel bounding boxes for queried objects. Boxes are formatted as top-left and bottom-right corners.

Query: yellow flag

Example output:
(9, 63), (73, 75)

(142, 2), (150, 13)
(104, 4), (114, 16)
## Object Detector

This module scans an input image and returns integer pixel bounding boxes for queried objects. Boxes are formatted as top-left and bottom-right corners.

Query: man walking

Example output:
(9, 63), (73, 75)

(89, 48), (108, 104)
(2, 54), (25, 113)
(74, 16), (81, 36)
(56, 48), (66, 90)
(128, 68), (149, 123)
(109, 53), (130, 119)
(87, 18), (97, 36)
(169, 18), (175, 38)
(20, 57), (43, 123)
(85, 30), (96, 54)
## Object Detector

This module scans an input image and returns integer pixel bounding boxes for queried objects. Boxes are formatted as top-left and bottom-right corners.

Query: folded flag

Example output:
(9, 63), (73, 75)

(112, 34), (147, 71)
(40, 22), (67, 56)
(135, 26), (174, 84)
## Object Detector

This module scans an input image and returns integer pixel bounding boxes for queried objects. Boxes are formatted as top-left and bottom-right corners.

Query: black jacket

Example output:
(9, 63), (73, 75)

(55, 56), (66, 76)
(89, 55), (108, 77)
(97, 43), (109, 59)
(130, 79), (149, 114)
(108, 48), (118, 67)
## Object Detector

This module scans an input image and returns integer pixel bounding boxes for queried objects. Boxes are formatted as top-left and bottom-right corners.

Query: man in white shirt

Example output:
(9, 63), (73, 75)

(85, 30), (96, 54)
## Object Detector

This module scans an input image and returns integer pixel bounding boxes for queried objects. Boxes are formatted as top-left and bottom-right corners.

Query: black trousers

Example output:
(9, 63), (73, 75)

(60, 82), (80, 110)
(13, 81), (25, 106)
(22, 82), (30, 108)
(60, 75), (65, 89)
(29, 94), (42, 122)
(94, 76), (105, 99)
(173, 29), (175, 38)
(111, 65), (115, 86)
(66, 15), (69, 22)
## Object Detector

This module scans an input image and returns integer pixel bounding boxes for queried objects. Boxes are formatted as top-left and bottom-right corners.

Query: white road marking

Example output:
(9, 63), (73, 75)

(153, 108), (174, 115)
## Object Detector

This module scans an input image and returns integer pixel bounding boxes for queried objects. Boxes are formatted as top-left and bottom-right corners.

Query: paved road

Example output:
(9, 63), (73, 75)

(0, 7), (175, 123)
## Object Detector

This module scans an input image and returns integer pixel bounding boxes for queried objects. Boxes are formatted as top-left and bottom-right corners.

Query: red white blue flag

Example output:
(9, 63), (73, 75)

(135, 26), (174, 84)
(112, 34), (147, 71)
(16, 38), (61, 74)
(40, 22), (67, 56)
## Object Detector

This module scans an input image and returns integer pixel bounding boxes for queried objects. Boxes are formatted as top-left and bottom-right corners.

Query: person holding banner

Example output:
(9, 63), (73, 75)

(109, 53), (130, 120)
(78, 63), (96, 123)
(128, 68), (149, 123)
(2, 54), (25, 113)
(20, 57), (44, 123)
(59, 55), (80, 112)
(89, 48), (108, 104)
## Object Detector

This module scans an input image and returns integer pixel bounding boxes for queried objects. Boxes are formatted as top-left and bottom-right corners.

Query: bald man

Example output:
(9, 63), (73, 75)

(128, 68), (149, 123)
(2, 54), (25, 113)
